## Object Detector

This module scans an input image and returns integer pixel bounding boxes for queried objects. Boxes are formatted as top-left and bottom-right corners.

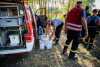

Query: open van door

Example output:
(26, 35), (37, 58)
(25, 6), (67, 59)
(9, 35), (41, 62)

(0, 0), (35, 54)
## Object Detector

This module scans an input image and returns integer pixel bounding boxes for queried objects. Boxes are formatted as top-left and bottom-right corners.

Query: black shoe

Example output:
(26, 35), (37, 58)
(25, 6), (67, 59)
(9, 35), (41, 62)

(68, 52), (78, 61)
(68, 53), (78, 61)
(68, 56), (78, 61)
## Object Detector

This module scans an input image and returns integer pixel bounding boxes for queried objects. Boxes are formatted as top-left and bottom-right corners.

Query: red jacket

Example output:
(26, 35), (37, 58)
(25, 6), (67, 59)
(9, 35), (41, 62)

(66, 7), (84, 31)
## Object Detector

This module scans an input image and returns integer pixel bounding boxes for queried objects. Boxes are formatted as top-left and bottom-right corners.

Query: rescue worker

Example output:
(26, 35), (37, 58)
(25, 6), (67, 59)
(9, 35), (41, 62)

(51, 19), (64, 44)
(63, 1), (88, 60)
(85, 9), (100, 50)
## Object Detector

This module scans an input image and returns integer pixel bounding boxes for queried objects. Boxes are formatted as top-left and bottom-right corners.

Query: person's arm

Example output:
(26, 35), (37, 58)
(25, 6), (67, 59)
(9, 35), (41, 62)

(64, 14), (68, 33)
(81, 10), (88, 38)
(50, 20), (56, 39)
(82, 17), (88, 33)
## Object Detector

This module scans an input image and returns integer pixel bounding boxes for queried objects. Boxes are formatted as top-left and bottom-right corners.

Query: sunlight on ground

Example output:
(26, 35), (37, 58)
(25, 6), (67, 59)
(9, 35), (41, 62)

(77, 44), (100, 67)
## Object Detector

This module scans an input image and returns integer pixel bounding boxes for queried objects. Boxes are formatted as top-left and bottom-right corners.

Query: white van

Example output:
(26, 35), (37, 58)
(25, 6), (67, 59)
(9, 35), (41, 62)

(0, 0), (36, 55)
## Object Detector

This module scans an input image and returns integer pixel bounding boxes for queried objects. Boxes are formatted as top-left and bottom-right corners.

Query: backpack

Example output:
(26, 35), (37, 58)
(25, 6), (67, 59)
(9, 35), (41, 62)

(88, 16), (98, 31)
(88, 16), (97, 26)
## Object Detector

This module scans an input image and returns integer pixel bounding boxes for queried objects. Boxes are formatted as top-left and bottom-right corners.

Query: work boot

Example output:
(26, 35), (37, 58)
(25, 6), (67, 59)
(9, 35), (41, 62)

(68, 51), (77, 61)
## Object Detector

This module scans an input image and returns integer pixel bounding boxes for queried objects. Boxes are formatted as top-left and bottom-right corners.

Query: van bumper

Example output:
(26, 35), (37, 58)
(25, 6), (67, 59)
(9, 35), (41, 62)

(0, 40), (34, 55)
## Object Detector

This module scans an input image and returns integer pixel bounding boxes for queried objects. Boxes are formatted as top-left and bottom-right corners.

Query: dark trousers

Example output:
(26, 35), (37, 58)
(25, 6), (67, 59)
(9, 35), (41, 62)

(85, 29), (96, 46)
(64, 30), (80, 58)
(66, 30), (80, 51)
(55, 23), (63, 42)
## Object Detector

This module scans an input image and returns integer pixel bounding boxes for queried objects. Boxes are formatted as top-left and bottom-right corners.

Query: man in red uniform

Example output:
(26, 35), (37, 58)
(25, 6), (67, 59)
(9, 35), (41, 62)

(63, 1), (88, 60)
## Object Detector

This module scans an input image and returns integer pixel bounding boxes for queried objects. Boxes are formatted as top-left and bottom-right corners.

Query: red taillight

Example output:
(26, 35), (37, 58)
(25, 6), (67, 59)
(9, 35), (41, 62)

(24, 4), (34, 42)
(24, 33), (32, 42)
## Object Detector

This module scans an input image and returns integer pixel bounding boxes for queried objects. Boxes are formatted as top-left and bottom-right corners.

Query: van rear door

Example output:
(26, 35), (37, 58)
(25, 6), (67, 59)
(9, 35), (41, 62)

(0, 2), (26, 50)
